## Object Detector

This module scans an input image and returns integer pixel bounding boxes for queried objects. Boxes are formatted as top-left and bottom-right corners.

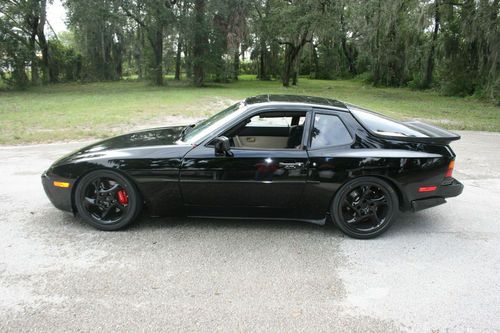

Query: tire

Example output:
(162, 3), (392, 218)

(331, 177), (398, 239)
(74, 170), (142, 231)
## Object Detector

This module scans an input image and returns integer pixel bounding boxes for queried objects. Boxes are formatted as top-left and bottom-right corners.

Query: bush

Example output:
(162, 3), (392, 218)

(48, 40), (82, 82)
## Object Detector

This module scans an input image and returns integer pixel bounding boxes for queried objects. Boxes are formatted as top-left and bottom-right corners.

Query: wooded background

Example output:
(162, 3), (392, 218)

(1, 0), (498, 103)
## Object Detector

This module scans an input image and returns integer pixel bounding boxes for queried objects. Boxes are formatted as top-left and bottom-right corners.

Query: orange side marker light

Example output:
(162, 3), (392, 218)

(53, 181), (70, 188)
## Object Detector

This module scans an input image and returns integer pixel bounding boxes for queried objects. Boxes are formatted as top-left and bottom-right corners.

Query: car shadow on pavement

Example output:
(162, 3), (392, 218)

(37, 205), (436, 240)
(131, 214), (343, 235)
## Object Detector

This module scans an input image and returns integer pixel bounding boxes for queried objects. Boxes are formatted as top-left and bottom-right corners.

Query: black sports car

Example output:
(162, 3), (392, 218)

(42, 95), (463, 238)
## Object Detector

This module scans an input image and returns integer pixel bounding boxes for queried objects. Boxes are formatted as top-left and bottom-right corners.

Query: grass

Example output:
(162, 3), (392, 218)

(0, 75), (499, 144)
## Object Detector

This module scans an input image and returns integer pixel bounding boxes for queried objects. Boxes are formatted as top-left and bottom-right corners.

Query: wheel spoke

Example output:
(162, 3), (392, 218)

(80, 175), (132, 224)
(360, 186), (369, 199)
(340, 182), (392, 233)
(92, 178), (101, 192)
(99, 183), (119, 195)
(83, 196), (96, 207)
(343, 198), (360, 224)
(101, 204), (116, 219)
(116, 202), (128, 211)
(369, 195), (387, 207)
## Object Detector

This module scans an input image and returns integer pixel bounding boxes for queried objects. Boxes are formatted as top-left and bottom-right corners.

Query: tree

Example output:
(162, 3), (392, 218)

(268, 0), (319, 87)
(192, 0), (208, 86)
(119, 0), (176, 85)
(0, 0), (51, 85)
(422, 0), (441, 89)
(0, 0), (497, 103)
(66, 0), (126, 81)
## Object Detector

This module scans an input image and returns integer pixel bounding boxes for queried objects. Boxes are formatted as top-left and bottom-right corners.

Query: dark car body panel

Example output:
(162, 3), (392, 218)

(42, 95), (463, 224)
(180, 145), (310, 219)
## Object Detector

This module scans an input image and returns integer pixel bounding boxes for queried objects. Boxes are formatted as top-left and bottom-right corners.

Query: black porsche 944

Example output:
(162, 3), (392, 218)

(42, 95), (463, 238)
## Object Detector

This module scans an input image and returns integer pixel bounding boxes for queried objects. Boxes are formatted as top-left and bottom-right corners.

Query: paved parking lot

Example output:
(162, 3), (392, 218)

(0, 131), (499, 332)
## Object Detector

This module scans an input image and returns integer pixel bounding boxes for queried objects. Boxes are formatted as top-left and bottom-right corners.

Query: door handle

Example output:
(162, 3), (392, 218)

(279, 162), (304, 170)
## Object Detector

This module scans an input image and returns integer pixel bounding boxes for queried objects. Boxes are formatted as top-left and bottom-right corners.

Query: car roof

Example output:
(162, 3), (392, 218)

(244, 94), (348, 110)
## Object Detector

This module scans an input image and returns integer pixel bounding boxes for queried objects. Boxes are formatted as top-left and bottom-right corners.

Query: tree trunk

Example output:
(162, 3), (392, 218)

(340, 6), (356, 76)
(373, 0), (382, 85)
(310, 42), (318, 79)
(282, 45), (294, 87)
(232, 44), (240, 81)
(184, 43), (192, 79)
(193, 0), (207, 87)
(136, 28), (144, 80)
(175, 37), (182, 80)
(114, 33), (124, 79)
(37, 0), (50, 84)
(282, 44), (301, 87)
(152, 28), (164, 86)
(258, 39), (269, 80)
(29, 32), (39, 84)
(422, 0), (440, 89)
(292, 50), (299, 86)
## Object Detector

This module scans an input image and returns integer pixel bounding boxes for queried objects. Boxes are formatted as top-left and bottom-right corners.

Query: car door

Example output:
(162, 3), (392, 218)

(299, 109), (357, 220)
(179, 108), (311, 219)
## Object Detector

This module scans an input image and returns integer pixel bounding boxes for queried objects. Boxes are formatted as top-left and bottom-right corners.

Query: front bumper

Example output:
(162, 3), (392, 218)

(411, 178), (464, 212)
(41, 171), (74, 213)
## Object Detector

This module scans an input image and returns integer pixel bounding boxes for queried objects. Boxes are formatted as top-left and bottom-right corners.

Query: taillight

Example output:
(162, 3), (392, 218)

(445, 160), (455, 178)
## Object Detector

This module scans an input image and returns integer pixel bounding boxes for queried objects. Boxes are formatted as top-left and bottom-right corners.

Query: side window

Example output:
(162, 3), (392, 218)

(247, 116), (291, 127)
(219, 111), (307, 149)
(310, 114), (352, 149)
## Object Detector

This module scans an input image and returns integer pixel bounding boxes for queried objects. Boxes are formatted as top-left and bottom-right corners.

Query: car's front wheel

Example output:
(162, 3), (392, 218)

(331, 177), (398, 239)
(74, 170), (142, 231)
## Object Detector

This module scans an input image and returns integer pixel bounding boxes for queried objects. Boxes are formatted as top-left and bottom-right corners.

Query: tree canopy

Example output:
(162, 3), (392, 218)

(1, 0), (498, 103)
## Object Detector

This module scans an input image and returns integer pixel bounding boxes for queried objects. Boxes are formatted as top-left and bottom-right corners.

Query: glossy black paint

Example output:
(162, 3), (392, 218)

(42, 95), (463, 224)
(180, 146), (309, 218)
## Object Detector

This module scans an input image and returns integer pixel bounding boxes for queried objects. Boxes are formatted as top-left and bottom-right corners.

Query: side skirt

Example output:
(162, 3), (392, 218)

(187, 215), (327, 226)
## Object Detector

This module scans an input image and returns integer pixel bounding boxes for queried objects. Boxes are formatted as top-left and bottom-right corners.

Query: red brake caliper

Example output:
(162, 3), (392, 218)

(117, 189), (128, 205)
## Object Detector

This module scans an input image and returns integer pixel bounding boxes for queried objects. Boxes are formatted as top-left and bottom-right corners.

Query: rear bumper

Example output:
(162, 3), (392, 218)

(41, 171), (74, 213)
(411, 178), (463, 212)
(436, 178), (464, 198)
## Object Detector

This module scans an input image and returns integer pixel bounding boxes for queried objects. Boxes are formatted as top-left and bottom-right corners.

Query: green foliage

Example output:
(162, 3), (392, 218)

(239, 60), (255, 75)
(66, 0), (126, 81)
(0, 0), (498, 104)
(47, 39), (82, 82)
(0, 34), (31, 89)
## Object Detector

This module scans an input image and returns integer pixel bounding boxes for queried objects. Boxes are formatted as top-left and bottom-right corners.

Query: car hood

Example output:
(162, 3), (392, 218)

(52, 126), (189, 165)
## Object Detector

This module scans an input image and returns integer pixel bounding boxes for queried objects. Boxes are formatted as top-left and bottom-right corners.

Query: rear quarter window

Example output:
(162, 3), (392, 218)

(310, 114), (352, 148)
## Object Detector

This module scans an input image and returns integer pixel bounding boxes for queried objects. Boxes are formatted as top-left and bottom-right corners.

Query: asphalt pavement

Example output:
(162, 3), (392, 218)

(0, 131), (499, 332)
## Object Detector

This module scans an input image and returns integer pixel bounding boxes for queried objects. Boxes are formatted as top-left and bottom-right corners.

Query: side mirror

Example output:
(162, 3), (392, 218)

(214, 136), (233, 157)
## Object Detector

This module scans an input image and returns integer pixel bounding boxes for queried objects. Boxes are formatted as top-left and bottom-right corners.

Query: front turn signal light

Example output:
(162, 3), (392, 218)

(445, 160), (455, 178)
(53, 181), (70, 188)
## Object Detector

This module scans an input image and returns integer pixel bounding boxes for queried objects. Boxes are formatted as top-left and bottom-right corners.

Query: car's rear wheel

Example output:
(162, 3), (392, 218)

(75, 170), (142, 231)
(331, 177), (398, 239)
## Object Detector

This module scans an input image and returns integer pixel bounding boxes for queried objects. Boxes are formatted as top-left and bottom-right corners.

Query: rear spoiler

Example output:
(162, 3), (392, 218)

(403, 121), (460, 145)
(368, 121), (461, 145)
(377, 120), (460, 145)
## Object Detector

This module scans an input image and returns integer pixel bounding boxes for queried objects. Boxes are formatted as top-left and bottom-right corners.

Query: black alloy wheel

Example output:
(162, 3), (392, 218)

(331, 177), (398, 239)
(75, 170), (142, 231)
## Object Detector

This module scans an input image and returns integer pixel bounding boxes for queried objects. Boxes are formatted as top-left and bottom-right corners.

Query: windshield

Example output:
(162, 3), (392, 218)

(180, 102), (245, 143)
(347, 104), (428, 138)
